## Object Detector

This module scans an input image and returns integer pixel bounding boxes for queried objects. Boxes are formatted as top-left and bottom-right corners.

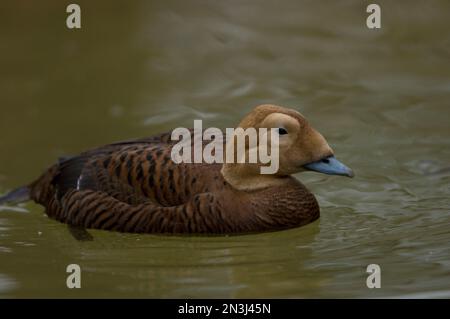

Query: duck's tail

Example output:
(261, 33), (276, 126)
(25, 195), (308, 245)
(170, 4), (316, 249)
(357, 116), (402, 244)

(0, 186), (30, 205)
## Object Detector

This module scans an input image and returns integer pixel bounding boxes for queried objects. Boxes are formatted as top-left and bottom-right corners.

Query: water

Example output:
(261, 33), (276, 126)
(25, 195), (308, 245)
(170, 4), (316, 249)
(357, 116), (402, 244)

(0, 0), (449, 298)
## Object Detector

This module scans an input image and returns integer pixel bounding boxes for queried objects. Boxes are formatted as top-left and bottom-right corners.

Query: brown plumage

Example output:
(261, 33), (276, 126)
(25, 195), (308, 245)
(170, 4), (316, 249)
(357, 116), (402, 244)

(0, 104), (354, 234)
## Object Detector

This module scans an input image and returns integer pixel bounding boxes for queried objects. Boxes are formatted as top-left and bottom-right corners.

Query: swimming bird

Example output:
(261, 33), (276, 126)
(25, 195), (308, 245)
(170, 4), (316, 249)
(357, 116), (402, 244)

(0, 104), (354, 234)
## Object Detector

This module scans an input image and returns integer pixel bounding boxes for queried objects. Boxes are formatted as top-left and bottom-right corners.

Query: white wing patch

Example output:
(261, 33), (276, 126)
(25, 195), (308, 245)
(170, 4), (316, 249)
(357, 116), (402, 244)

(76, 174), (83, 191)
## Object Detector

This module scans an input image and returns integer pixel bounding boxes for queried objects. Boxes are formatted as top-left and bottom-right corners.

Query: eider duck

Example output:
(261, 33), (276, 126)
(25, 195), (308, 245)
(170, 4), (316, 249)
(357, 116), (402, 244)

(0, 104), (354, 234)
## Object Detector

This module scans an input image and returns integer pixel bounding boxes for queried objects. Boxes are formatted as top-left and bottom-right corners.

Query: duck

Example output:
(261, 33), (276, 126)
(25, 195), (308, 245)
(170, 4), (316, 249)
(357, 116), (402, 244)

(0, 104), (354, 234)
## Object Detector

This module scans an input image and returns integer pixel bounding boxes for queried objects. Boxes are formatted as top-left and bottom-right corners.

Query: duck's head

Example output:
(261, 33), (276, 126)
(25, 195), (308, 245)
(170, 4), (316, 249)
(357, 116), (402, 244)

(221, 104), (354, 190)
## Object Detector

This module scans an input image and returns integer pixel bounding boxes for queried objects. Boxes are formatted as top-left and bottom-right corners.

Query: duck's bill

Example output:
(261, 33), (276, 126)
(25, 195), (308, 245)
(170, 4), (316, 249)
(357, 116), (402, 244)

(303, 155), (354, 178)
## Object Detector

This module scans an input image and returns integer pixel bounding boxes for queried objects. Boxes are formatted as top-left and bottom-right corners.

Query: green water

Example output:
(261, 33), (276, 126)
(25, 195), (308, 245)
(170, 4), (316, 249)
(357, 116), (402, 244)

(0, 1), (449, 298)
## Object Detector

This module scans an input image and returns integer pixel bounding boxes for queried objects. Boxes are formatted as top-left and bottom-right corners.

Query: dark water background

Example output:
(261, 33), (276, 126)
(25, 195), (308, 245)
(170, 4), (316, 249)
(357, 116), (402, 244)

(0, 1), (449, 298)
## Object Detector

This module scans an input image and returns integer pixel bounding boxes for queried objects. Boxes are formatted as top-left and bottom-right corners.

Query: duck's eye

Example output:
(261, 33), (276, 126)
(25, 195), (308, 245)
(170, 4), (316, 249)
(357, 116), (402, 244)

(277, 128), (288, 135)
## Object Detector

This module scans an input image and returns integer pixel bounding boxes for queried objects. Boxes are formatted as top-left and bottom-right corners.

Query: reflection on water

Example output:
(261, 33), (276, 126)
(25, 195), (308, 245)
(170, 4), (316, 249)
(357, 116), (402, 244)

(0, 0), (450, 298)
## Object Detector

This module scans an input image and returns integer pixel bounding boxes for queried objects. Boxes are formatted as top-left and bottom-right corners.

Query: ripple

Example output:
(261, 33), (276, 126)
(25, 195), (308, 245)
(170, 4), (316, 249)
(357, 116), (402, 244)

(0, 205), (29, 213)
(0, 274), (17, 295)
